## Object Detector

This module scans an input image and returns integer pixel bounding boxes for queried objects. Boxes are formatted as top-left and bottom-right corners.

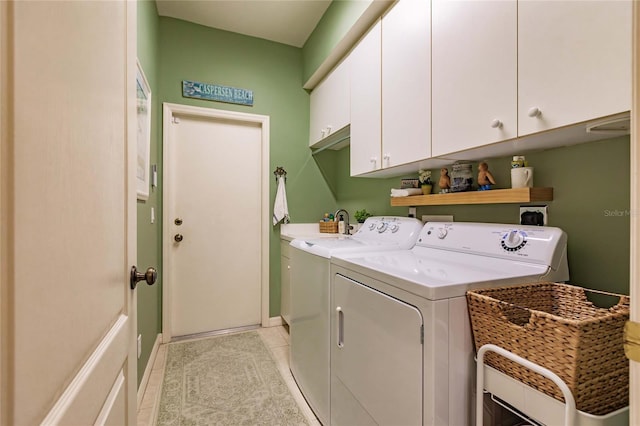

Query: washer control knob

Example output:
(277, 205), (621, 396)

(389, 223), (399, 233)
(437, 228), (448, 239)
(502, 230), (527, 251)
(377, 222), (388, 233)
(368, 222), (376, 230)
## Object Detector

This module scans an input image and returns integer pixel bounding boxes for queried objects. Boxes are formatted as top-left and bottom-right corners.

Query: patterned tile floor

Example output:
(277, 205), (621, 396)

(136, 325), (321, 426)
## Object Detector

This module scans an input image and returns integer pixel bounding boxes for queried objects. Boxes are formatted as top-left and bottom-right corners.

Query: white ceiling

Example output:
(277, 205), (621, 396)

(155, 0), (332, 48)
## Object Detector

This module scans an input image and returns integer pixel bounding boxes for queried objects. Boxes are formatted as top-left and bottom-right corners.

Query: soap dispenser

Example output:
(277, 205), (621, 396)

(338, 214), (345, 234)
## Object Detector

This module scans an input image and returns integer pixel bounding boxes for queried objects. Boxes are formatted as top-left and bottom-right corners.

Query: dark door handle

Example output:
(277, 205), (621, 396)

(130, 266), (157, 289)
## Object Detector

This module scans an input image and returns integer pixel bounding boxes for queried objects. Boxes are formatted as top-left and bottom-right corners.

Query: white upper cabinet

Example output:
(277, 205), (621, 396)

(327, 0), (631, 178)
(350, 19), (382, 176)
(309, 55), (351, 148)
(382, 0), (431, 167)
(432, 0), (517, 157)
(518, 0), (631, 136)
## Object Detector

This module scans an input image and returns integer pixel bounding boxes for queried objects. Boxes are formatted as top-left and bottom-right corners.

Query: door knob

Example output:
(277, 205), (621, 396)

(174, 234), (183, 242)
(130, 266), (157, 289)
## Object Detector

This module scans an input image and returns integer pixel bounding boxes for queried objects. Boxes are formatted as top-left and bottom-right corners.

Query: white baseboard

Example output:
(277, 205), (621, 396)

(268, 316), (283, 327)
(137, 333), (162, 408)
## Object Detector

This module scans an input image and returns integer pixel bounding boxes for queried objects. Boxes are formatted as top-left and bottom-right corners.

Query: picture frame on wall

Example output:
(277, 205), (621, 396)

(136, 59), (152, 200)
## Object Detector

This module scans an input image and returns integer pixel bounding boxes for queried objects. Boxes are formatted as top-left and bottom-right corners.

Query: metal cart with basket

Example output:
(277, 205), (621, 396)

(467, 282), (630, 426)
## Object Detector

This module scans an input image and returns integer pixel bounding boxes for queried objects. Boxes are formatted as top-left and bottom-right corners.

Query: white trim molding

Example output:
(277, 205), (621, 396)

(137, 333), (162, 408)
(268, 316), (284, 328)
(41, 315), (129, 425)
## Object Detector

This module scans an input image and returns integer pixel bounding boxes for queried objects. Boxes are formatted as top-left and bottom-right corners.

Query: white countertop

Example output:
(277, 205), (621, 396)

(280, 223), (343, 241)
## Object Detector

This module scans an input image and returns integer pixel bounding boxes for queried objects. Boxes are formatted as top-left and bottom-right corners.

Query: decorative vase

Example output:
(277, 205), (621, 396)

(421, 184), (432, 195)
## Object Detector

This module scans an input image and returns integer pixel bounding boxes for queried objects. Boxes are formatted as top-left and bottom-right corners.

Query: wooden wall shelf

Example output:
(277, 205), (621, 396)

(390, 187), (553, 206)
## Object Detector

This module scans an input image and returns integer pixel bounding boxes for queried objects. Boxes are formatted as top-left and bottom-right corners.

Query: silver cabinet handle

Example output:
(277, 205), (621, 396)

(130, 266), (157, 289)
(336, 306), (344, 348)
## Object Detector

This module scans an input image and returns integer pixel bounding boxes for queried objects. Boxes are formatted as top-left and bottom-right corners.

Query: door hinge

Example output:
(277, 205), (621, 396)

(420, 325), (424, 345)
(172, 116), (180, 124)
(624, 320), (640, 363)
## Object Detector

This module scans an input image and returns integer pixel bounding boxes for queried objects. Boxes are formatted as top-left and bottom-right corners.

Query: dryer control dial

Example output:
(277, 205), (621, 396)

(501, 230), (527, 251)
(389, 223), (399, 233)
(437, 228), (448, 239)
(377, 222), (388, 233)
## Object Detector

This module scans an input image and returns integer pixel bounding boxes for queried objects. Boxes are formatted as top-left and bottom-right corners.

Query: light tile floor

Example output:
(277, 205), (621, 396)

(136, 325), (321, 426)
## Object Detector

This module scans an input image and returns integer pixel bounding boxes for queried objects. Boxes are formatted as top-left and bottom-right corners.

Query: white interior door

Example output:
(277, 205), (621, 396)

(164, 104), (269, 339)
(0, 1), (137, 425)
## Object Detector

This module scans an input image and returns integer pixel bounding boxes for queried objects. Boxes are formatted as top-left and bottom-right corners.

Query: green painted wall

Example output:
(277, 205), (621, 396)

(157, 17), (337, 318)
(302, 0), (371, 84)
(322, 136), (631, 295)
(136, 0), (162, 387)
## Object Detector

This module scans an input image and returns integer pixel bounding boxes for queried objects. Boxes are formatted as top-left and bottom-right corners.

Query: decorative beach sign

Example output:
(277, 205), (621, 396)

(182, 80), (254, 106)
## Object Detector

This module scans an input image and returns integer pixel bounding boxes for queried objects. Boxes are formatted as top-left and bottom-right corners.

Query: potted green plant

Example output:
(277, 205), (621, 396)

(354, 209), (372, 223)
(419, 169), (432, 195)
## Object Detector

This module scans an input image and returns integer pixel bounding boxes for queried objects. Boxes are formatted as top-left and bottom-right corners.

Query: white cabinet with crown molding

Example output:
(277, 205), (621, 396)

(433, 0), (630, 159)
(518, 0), (631, 137)
(350, 0), (431, 177)
(432, 0), (517, 157)
(349, 19), (382, 176)
(381, 0), (431, 169)
(338, 0), (630, 177)
(309, 56), (350, 149)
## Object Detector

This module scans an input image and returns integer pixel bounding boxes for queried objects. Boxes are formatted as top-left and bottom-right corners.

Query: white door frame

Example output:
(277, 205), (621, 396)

(0, 2), (8, 423)
(162, 102), (270, 342)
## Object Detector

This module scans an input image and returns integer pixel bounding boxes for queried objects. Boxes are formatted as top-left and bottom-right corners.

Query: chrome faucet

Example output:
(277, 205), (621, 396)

(334, 209), (351, 235)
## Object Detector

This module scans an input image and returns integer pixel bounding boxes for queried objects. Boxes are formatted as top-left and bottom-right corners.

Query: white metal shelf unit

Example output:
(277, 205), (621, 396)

(476, 344), (629, 426)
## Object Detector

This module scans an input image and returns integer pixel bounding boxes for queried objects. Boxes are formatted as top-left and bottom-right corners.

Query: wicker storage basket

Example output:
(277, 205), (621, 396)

(319, 221), (338, 233)
(467, 282), (629, 415)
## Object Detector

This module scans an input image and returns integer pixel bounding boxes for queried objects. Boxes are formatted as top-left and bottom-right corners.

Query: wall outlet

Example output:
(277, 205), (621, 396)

(137, 334), (142, 359)
(520, 205), (548, 226)
(408, 207), (417, 218)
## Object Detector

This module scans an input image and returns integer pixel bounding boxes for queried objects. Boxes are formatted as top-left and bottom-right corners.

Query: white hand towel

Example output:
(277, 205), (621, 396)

(273, 176), (290, 225)
(390, 188), (423, 197)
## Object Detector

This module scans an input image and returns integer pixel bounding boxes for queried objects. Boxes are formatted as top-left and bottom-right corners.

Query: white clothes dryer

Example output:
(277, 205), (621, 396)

(288, 216), (423, 425)
(329, 222), (569, 426)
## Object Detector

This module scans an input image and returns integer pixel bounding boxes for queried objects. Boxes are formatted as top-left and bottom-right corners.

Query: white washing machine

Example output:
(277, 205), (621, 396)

(329, 222), (569, 426)
(288, 216), (423, 425)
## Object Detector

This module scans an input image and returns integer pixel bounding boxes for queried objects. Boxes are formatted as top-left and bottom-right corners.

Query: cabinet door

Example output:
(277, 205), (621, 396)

(518, 0), (631, 136)
(382, 0), (431, 166)
(280, 242), (291, 325)
(331, 274), (423, 425)
(350, 20), (382, 176)
(432, 0), (517, 157)
(309, 57), (351, 147)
